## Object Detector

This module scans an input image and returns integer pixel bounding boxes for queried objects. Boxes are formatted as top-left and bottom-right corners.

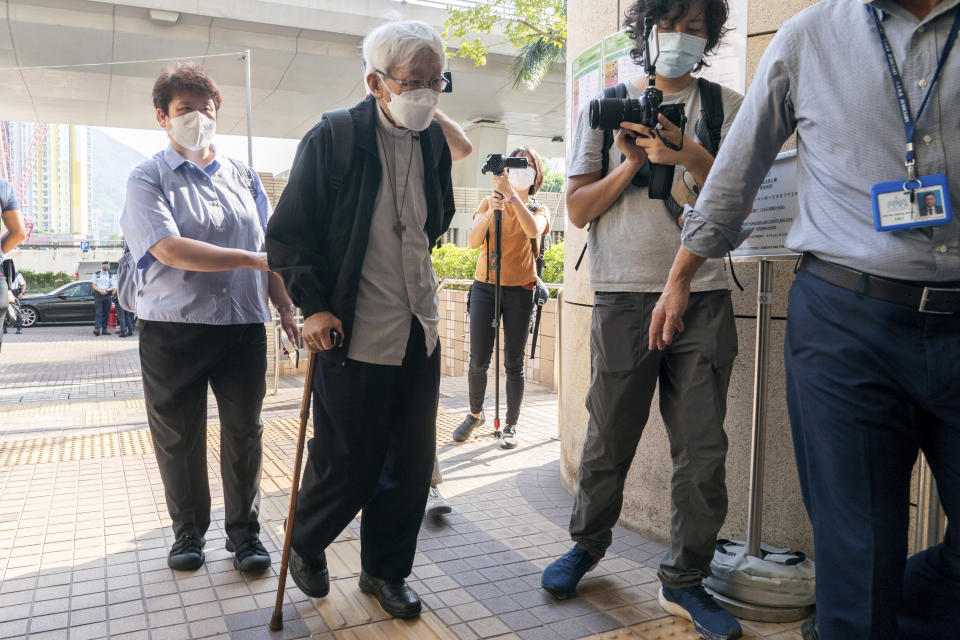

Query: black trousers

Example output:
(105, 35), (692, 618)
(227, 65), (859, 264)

(292, 319), (440, 580)
(467, 281), (534, 426)
(0, 278), (7, 351)
(139, 321), (267, 544)
(94, 293), (112, 329)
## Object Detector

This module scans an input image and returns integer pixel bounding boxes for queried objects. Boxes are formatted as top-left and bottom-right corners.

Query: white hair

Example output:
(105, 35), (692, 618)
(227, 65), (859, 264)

(362, 19), (445, 82)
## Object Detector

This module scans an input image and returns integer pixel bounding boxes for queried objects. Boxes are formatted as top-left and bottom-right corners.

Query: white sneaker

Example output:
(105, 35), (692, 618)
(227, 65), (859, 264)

(425, 486), (452, 517)
(499, 425), (518, 449)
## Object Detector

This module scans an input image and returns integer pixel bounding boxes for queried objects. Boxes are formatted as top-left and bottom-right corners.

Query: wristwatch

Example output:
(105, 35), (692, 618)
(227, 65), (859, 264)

(277, 305), (296, 314)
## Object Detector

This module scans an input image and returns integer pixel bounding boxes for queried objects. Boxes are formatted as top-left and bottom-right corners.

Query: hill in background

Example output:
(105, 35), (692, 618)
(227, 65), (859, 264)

(90, 128), (148, 240)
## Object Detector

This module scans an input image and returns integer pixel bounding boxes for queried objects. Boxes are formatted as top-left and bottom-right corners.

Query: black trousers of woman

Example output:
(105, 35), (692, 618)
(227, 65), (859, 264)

(467, 281), (535, 426)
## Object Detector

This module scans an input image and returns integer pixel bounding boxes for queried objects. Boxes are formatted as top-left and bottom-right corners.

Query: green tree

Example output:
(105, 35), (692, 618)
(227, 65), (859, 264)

(542, 242), (564, 285)
(540, 163), (565, 192)
(445, 0), (566, 91)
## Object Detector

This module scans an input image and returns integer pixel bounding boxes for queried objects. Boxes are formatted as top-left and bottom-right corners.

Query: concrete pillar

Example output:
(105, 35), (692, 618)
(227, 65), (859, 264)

(452, 122), (510, 189)
(559, 0), (820, 554)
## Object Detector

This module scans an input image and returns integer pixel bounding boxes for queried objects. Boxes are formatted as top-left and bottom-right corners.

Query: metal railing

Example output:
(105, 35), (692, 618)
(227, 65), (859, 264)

(270, 279), (565, 395)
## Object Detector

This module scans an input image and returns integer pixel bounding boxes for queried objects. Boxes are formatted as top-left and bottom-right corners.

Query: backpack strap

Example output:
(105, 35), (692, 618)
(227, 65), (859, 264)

(578, 84), (629, 272)
(695, 78), (724, 157)
(322, 108), (354, 192)
(228, 158), (260, 201)
(427, 119), (445, 169)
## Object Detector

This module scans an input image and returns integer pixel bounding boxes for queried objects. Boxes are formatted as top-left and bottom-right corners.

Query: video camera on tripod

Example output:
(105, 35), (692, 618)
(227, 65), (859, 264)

(587, 17), (688, 200)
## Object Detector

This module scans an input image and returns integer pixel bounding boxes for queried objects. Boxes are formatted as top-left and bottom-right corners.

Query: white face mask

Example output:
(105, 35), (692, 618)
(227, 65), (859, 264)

(508, 167), (536, 192)
(382, 85), (440, 132)
(656, 32), (708, 78)
(167, 110), (216, 150)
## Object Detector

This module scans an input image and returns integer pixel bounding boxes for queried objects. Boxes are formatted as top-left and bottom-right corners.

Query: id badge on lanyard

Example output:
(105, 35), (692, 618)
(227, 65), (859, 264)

(868, 6), (960, 232)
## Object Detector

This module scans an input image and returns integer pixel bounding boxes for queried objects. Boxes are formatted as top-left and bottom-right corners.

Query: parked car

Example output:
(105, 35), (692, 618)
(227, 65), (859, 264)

(19, 281), (99, 327)
(74, 260), (118, 281)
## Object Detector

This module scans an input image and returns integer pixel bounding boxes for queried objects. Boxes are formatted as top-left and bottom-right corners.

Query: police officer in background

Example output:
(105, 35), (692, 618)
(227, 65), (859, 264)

(651, 0), (960, 638)
(91, 260), (116, 336)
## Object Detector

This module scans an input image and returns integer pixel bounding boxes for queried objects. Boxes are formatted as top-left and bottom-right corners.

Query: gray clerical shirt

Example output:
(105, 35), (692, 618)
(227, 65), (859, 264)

(682, 0), (960, 282)
(347, 105), (440, 366)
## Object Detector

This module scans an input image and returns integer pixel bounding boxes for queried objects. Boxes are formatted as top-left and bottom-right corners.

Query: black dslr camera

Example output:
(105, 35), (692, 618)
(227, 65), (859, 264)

(587, 17), (687, 200)
(481, 154), (528, 176)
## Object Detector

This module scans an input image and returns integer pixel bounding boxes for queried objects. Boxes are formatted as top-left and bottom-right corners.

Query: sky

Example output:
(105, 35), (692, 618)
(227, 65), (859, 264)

(96, 126), (301, 175)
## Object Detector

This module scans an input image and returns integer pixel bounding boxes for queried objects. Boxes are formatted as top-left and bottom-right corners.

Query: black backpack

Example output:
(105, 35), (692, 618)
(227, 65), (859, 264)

(574, 78), (725, 271)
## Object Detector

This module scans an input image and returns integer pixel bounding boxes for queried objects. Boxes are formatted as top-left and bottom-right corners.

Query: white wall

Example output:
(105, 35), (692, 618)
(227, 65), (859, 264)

(9, 248), (123, 275)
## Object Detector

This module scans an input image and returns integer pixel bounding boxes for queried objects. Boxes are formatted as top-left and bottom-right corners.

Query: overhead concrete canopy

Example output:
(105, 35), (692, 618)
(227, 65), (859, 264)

(0, 0), (565, 148)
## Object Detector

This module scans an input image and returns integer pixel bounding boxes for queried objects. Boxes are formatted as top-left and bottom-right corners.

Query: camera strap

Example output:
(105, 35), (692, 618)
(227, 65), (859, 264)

(869, 5), (960, 185)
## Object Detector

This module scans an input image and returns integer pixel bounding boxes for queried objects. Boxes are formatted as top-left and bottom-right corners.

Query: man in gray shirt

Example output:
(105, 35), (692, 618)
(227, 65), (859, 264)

(541, 2), (744, 639)
(652, 1), (960, 638)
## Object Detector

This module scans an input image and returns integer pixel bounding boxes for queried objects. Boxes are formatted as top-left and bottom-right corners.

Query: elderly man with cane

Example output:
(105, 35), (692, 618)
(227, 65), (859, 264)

(266, 19), (455, 620)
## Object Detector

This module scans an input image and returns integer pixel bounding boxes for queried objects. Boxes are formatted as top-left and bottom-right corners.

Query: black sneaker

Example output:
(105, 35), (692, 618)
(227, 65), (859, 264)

(102, 330), (111, 335)
(499, 425), (518, 449)
(801, 617), (818, 640)
(453, 412), (485, 442)
(93, 329), (101, 336)
(226, 536), (271, 573)
(289, 548), (329, 598)
(167, 534), (205, 570)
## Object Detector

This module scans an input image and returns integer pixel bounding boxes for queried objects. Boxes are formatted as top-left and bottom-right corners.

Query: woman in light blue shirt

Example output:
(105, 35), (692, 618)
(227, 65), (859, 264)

(120, 63), (298, 575)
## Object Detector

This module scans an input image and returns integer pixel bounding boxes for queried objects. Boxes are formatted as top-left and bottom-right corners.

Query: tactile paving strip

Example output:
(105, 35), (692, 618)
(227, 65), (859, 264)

(435, 407), (498, 445)
(0, 398), (145, 416)
(332, 613), (456, 640)
(0, 408), (470, 467)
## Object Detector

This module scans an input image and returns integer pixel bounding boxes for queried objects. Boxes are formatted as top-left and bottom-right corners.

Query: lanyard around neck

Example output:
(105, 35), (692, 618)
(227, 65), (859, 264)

(869, 6), (960, 179)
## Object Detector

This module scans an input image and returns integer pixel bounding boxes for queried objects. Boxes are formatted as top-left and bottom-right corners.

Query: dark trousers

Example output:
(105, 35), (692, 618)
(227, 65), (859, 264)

(139, 321), (267, 544)
(467, 281), (534, 426)
(570, 290), (737, 588)
(292, 319), (439, 580)
(785, 270), (960, 640)
(117, 307), (135, 332)
(93, 293), (111, 329)
(0, 278), (6, 351)
(11, 288), (22, 329)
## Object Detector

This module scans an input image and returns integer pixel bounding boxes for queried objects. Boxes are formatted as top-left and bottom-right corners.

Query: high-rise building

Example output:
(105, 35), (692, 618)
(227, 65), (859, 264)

(0, 121), (92, 235)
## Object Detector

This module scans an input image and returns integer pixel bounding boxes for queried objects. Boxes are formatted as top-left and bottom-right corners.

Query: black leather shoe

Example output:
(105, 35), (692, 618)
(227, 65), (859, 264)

(226, 536), (271, 573)
(93, 329), (100, 336)
(289, 548), (329, 598)
(167, 534), (205, 570)
(358, 570), (422, 618)
(102, 330), (111, 335)
(801, 617), (818, 640)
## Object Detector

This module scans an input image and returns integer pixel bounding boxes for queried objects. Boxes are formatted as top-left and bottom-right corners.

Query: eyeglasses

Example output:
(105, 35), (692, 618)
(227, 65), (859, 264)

(376, 70), (449, 93)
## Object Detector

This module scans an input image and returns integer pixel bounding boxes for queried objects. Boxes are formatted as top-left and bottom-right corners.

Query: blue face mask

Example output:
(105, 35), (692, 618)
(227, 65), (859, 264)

(656, 32), (707, 78)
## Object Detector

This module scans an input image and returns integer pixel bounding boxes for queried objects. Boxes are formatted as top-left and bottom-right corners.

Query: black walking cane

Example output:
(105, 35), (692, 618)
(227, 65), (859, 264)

(269, 349), (318, 631)
(480, 154), (528, 437)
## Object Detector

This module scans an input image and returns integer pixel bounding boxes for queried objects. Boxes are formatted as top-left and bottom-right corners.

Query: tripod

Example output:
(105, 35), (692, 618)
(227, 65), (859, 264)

(479, 153), (528, 437)
(490, 205), (504, 435)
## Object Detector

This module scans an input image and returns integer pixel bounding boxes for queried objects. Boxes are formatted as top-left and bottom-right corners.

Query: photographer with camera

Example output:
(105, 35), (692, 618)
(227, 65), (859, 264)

(651, 0), (960, 637)
(452, 148), (550, 450)
(266, 20), (455, 618)
(541, 2), (744, 638)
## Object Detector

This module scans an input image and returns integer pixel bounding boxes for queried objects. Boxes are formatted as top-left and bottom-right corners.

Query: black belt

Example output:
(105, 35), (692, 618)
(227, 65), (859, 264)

(798, 254), (960, 315)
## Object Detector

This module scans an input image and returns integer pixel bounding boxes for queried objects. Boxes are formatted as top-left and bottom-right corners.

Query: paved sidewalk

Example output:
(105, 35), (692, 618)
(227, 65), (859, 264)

(0, 326), (804, 640)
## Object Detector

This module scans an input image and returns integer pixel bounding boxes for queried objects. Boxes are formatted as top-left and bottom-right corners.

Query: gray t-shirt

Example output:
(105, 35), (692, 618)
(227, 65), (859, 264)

(568, 79), (743, 292)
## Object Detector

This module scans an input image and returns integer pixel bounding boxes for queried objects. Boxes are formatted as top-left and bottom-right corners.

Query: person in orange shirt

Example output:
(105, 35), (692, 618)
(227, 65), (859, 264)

(453, 147), (550, 449)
